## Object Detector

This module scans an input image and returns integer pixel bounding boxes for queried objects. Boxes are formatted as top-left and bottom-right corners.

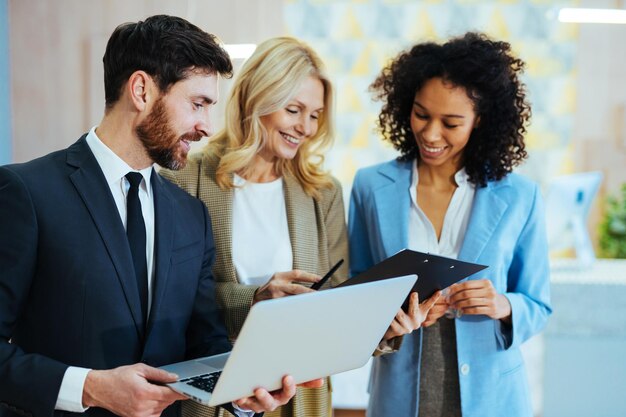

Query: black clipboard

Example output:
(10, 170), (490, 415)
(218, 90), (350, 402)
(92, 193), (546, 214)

(337, 249), (488, 308)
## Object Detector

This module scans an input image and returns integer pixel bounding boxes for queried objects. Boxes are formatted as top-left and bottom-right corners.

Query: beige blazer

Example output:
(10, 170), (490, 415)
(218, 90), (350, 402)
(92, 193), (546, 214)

(160, 151), (349, 417)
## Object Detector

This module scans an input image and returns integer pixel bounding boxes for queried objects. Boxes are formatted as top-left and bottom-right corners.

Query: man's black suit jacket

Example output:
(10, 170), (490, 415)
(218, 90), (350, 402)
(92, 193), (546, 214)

(0, 136), (233, 417)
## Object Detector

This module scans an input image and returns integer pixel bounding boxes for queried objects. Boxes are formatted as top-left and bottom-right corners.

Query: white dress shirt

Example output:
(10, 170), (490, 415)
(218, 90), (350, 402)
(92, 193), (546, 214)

(377, 161), (476, 353)
(407, 160), (475, 258)
(55, 127), (156, 412)
(231, 174), (292, 286)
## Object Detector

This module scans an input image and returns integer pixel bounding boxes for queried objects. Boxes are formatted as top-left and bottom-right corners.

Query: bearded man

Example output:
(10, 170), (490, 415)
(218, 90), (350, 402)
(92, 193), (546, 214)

(0, 15), (305, 417)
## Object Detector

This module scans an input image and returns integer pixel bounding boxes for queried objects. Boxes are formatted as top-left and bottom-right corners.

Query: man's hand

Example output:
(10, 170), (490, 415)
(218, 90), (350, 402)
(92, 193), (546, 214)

(82, 363), (186, 417)
(253, 270), (320, 304)
(382, 291), (440, 340)
(233, 375), (323, 413)
(447, 279), (512, 323)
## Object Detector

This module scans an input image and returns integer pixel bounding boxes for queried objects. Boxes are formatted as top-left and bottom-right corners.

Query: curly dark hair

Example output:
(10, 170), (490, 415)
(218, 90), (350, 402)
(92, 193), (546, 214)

(370, 32), (531, 186)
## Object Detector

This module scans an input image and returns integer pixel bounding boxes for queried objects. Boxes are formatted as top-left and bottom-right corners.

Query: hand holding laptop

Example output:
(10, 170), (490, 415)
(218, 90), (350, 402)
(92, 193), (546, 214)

(232, 376), (324, 413)
(82, 363), (187, 417)
(160, 275), (417, 406)
(83, 363), (312, 416)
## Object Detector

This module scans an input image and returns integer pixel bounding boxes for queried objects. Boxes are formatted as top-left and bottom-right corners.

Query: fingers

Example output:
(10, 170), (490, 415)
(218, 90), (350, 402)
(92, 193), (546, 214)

(275, 270), (321, 284)
(234, 391), (271, 413)
(446, 280), (499, 317)
(383, 318), (405, 340)
(408, 292), (420, 317)
(254, 270), (321, 303)
(272, 375), (297, 403)
(298, 378), (324, 389)
(383, 299), (425, 339)
(448, 279), (492, 294)
(420, 291), (441, 311)
(283, 282), (315, 295)
(457, 306), (493, 315)
(234, 375), (297, 413)
(421, 298), (449, 327)
(83, 365), (182, 415)
(135, 366), (186, 404)
(139, 364), (179, 384)
(453, 297), (491, 309)
(448, 289), (493, 304)
(263, 282), (315, 299)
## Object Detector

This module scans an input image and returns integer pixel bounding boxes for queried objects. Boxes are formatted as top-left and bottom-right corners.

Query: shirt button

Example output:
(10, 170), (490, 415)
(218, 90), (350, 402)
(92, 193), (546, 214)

(460, 363), (470, 375)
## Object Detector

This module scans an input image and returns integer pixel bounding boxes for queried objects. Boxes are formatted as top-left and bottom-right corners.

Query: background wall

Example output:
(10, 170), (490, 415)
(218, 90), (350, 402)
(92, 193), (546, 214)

(285, 0), (579, 190)
(8, 0), (626, 200)
(571, 0), (626, 243)
(8, 0), (284, 163)
(0, 0), (10, 165)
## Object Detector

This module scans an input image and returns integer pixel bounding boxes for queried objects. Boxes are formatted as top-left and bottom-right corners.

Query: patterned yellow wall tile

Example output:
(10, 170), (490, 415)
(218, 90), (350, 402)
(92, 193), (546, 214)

(285, 0), (579, 187)
(334, 5), (364, 40)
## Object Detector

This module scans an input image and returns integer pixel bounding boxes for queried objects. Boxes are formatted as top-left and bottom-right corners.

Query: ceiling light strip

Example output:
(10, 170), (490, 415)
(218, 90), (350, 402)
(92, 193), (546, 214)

(558, 8), (626, 24)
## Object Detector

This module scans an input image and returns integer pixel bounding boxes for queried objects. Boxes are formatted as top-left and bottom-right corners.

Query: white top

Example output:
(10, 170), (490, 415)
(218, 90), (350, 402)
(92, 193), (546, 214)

(56, 127), (156, 412)
(407, 160), (476, 258)
(232, 174), (293, 286)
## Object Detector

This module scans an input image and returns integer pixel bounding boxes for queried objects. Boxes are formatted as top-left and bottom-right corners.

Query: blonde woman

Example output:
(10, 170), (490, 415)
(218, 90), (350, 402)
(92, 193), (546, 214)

(160, 37), (348, 417)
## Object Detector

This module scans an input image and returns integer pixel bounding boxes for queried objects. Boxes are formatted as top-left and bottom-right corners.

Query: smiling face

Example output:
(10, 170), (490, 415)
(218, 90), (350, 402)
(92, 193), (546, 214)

(135, 72), (218, 170)
(410, 77), (479, 171)
(258, 75), (325, 163)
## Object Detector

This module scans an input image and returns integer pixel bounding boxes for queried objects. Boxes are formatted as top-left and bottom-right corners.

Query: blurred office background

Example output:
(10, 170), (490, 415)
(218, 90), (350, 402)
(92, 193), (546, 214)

(2, 0), (626, 416)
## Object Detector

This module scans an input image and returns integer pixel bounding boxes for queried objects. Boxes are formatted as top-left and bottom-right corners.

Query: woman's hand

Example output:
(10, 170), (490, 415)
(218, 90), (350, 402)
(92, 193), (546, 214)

(421, 296), (451, 327)
(252, 270), (320, 304)
(382, 291), (440, 340)
(446, 279), (512, 323)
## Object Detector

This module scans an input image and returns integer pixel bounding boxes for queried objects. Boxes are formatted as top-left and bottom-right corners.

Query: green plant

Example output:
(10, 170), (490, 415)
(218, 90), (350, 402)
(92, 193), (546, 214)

(599, 183), (626, 258)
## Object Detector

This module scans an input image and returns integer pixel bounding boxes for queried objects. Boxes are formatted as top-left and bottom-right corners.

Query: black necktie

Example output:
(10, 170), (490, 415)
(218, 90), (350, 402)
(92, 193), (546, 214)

(125, 172), (148, 326)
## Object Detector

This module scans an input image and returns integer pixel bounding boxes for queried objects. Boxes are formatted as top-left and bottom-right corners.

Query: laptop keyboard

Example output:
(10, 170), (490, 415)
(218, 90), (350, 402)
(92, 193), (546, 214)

(180, 371), (222, 393)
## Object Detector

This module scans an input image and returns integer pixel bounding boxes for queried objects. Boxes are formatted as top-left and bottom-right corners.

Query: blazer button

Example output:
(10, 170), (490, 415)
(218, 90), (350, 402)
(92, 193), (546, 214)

(460, 363), (470, 375)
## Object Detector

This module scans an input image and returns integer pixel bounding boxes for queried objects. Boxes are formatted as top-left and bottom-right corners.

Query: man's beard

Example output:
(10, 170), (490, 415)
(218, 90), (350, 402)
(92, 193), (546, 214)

(135, 98), (203, 170)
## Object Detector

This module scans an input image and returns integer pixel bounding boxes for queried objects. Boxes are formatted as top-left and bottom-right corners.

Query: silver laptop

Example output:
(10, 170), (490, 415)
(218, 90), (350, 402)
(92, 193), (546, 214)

(160, 274), (417, 406)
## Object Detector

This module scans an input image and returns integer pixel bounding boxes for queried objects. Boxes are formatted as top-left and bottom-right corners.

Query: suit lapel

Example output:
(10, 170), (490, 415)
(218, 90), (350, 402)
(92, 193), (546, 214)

(67, 137), (144, 338)
(459, 180), (509, 263)
(284, 175), (319, 273)
(373, 161), (412, 257)
(148, 171), (174, 333)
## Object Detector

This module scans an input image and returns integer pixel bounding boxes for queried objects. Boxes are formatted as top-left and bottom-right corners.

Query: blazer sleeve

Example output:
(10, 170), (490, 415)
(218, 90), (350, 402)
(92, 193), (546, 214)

(185, 200), (232, 359)
(323, 177), (349, 288)
(0, 166), (69, 417)
(348, 170), (376, 278)
(496, 183), (552, 351)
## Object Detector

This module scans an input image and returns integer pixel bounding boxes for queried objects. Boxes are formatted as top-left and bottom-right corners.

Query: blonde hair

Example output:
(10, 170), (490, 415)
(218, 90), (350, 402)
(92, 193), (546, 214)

(206, 36), (335, 198)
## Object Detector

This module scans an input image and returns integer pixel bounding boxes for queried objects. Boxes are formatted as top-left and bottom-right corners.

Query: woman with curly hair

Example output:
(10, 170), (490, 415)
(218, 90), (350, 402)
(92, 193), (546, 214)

(348, 32), (552, 417)
(161, 37), (347, 417)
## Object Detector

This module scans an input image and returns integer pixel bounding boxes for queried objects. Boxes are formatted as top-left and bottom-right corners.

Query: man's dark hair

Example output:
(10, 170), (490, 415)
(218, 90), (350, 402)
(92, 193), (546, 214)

(103, 14), (233, 108)
(370, 32), (531, 187)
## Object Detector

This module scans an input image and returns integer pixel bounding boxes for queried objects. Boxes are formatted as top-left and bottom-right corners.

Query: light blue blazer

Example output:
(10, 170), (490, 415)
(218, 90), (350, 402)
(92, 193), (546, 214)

(348, 159), (552, 417)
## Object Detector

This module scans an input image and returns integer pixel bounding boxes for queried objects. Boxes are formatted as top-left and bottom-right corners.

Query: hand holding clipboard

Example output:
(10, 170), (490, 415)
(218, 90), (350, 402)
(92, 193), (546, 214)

(337, 249), (488, 310)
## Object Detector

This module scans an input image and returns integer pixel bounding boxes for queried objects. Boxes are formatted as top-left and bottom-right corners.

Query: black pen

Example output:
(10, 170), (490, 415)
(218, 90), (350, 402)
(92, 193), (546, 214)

(310, 259), (344, 291)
